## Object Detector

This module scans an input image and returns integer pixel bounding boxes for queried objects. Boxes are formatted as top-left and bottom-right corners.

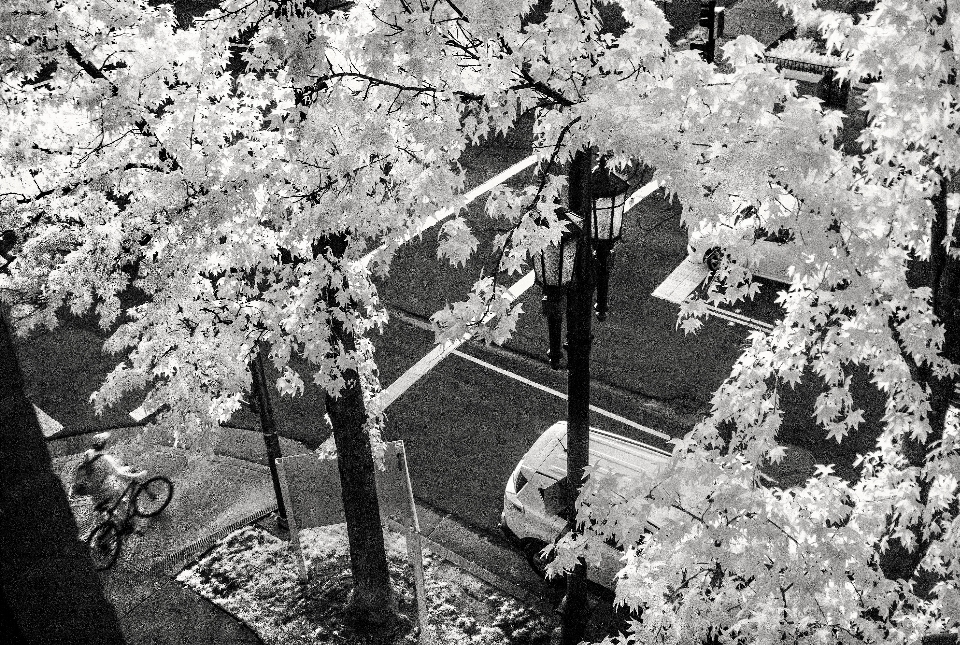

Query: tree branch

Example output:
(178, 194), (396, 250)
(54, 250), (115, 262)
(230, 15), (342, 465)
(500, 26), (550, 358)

(63, 41), (118, 96)
(11, 162), (169, 205)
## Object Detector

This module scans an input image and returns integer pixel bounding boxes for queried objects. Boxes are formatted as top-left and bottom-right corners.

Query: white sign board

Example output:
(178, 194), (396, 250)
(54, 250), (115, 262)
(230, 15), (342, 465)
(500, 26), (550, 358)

(276, 441), (431, 642)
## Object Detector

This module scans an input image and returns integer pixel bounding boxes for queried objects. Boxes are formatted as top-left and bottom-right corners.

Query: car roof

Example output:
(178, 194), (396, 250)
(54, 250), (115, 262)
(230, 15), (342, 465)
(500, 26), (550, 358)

(522, 421), (670, 482)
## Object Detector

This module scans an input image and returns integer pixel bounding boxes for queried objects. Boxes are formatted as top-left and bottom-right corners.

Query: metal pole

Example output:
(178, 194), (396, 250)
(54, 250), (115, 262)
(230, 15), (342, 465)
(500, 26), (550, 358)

(542, 286), (566, 369)
(249, 348), (288, 529)
(559, 148), (595, 645)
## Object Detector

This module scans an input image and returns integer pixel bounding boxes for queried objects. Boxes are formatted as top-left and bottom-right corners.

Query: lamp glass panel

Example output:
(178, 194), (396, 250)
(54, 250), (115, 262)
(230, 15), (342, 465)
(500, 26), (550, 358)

(534, 210), (582, 287)
(534, 244), (567, 287)
(593, 192), (627, 241)
(535, 240), (577, 287)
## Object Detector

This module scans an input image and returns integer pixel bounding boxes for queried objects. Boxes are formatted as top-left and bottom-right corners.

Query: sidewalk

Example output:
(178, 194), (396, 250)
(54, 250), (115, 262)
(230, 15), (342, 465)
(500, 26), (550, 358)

(49, 426), (287, 645)
(48, 423), (591, 644)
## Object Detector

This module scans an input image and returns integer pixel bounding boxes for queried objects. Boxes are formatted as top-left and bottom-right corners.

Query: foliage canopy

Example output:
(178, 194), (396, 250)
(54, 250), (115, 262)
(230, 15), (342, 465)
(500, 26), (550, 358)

(2, 0), (959, 642)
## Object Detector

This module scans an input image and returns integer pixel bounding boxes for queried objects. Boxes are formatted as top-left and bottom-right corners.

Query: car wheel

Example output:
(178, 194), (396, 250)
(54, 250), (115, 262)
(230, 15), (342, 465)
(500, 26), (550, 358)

(521, 539), (555, 581)
(703, 246), (724, 273)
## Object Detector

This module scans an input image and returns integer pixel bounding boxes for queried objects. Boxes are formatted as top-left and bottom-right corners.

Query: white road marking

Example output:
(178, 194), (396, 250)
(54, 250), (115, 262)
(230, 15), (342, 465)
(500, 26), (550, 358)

(651, 254), (775, 333)
(128, 155), (539, 423)
(374, 178), (675, 434)
(32, 403), (64, 437)
(356, 154), (538, 270)
(624, 180), (661, 213)
(651, 257), (710, 304)
(450, 349), (672, 442)
(373, 272), (536, 412)
(385, 306), (672, 441)
(705, 304), (774, 333)
(129, 402), (163, 423)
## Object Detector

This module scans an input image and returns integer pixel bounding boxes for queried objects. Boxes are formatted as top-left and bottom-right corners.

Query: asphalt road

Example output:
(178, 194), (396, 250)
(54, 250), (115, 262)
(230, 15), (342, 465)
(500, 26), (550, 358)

(372, 137), (885, 536)
(14, 123), (885, 548)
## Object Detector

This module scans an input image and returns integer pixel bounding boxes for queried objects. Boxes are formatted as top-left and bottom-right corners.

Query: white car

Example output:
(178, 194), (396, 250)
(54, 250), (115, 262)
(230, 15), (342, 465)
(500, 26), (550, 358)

(687, 193), (802, 284)
(500, 422), (670, 589)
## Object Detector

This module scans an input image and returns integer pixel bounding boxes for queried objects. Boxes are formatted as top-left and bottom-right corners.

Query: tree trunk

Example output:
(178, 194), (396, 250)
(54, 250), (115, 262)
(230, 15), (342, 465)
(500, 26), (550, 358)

(881, 176), (960, 587)
(559, 148), (595, 645)
(325, 321), (398, 625)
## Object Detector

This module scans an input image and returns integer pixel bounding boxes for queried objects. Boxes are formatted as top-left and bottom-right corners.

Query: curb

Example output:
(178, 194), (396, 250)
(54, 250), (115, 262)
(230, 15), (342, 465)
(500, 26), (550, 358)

(44, 421), (258, 443)
(417, 531), (554, 614)
(53, 442), (270, 476)
(55, 426), (550, 610)
(159, 505), (279, 575)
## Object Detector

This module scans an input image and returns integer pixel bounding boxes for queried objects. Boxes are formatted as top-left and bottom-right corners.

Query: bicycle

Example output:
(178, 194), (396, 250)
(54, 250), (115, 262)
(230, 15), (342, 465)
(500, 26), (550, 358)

(86, 475), (174, 571)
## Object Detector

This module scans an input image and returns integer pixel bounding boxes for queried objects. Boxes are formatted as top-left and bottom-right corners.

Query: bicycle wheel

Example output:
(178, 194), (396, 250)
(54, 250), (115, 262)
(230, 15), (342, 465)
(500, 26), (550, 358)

(87, 521), (122, 571)
(133, 476), (173, 518)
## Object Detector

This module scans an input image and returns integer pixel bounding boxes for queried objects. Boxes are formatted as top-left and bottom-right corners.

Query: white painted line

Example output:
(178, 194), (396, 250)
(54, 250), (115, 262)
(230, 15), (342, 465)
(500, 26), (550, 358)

(705, 307), (768, 333)
(356, 154), (538, 270)
(650, 254), (774, 333)
(716, 304), (773, 329)
(460, 154), (539, 205)
(651, 256), (710, 304)
(129, 403), (161, 423)
(450, 348), (671, 442)
(624, 180), (661, 214)
(374, 272), (536, 411)
(705, 304), (773, 332)
(385, 306), (671, 441)
(32, 403), (64, 437)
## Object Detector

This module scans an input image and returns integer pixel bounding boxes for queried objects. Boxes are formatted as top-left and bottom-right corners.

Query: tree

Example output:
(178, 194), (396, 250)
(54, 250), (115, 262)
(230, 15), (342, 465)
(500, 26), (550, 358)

(557, 1), (960, 643)
(5, 0), (957, 642)
(328, 1), (960, 642)
(0, 0), (467, 626)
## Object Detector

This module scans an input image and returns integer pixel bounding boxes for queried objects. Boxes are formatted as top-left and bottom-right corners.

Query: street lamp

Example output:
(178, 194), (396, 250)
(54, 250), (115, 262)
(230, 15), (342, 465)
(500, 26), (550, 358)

(534, 151), (632, 645)
(533, 162), (630, 370)
(533, 209), (583, 369)
(590, 162), (630, 321)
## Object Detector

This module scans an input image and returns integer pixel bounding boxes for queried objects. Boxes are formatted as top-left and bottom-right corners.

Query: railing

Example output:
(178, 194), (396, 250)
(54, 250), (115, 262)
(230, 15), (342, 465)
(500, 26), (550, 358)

(763, 50), (851, 109)
(763, 55), (840, 76)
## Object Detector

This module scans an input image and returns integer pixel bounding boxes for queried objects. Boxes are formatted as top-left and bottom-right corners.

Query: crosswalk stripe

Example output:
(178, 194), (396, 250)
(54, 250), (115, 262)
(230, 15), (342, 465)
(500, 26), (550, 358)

(356, 154), (538, 270)
(373, 272), (536, 411)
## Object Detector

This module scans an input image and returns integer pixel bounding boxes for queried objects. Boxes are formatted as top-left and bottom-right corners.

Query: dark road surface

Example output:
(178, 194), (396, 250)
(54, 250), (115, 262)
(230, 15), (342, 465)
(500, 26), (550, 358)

(14, 112), (884, 554)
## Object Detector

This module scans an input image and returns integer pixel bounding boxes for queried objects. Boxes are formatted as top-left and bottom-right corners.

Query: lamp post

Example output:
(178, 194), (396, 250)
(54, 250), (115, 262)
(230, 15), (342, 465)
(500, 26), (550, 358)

(534, 151), (630, 645)
(249, 347), (288, 530)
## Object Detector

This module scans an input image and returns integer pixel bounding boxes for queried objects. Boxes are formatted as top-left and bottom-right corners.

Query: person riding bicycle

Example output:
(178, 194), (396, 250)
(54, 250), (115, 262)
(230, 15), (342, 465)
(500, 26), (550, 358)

(71, 432), (146, 515)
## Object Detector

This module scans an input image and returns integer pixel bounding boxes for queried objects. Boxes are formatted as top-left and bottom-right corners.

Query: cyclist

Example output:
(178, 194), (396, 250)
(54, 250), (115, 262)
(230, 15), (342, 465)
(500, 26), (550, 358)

(71, 432), (146, 516)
